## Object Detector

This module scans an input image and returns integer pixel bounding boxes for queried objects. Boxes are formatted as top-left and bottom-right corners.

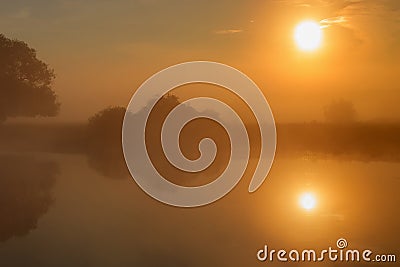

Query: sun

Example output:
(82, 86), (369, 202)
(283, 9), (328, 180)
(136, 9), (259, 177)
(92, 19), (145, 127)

(294, 21), (322, 51)
(299, 192), (317, 210)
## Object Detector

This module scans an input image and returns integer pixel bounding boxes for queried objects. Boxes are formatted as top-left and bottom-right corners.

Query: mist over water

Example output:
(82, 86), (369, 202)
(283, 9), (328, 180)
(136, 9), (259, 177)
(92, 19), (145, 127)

(0, 96), (399, 266)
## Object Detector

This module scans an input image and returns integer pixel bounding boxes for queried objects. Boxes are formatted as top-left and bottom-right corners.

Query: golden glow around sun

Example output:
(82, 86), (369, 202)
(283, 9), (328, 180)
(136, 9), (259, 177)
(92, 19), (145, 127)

(294, 21), (322, 51)
(299, 192), (317, 210)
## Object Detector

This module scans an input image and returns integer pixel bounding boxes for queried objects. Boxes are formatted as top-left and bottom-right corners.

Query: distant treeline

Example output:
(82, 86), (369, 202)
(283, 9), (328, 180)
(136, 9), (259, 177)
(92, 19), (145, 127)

(0, 123), (86, 154)
(1, 122), (400, 162)
(277, 122), (400, 162)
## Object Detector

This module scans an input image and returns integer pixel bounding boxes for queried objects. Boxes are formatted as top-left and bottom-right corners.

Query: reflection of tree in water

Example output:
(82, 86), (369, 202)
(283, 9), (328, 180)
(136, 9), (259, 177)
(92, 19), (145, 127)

(0, 154), (57, 242)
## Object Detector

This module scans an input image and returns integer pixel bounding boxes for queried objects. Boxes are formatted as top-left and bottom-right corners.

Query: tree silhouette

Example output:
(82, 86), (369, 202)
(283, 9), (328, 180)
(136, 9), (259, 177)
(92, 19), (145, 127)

(323, 99), (357, 124)
(0, 34), (59, 122)
(85, 94), (229, 185)
(85, 96), (184, 178)
(86, 106), (128, 178)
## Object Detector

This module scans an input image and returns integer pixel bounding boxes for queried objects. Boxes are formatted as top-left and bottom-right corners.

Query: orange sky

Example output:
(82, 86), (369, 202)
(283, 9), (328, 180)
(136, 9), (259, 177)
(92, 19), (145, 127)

(1, 0), (399, 122)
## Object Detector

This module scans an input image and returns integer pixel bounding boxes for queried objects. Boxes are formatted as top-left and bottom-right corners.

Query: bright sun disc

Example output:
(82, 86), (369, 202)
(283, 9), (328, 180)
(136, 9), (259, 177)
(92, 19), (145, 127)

(300, 193), (316, 210)
(294, 21), (322, 51)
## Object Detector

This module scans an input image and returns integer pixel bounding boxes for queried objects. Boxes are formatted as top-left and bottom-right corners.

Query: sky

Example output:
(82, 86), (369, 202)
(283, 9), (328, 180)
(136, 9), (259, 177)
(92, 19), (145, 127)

(0, 0), (399, 122)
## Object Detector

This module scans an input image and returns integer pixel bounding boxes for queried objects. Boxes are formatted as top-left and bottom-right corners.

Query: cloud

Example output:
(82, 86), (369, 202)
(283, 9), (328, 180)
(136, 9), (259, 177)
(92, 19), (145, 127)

(320, 16), (348, 28)
(320, 16), (347, 24)
(213, 29), (243, 35)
